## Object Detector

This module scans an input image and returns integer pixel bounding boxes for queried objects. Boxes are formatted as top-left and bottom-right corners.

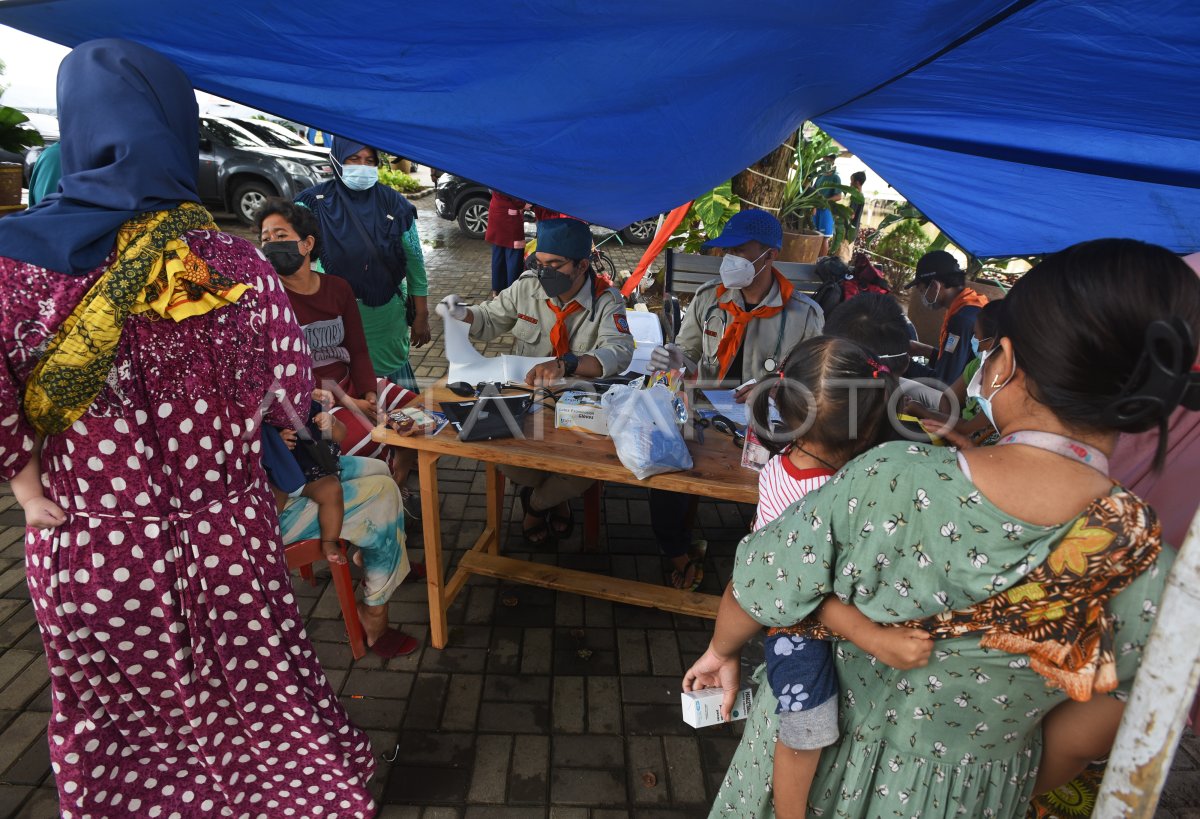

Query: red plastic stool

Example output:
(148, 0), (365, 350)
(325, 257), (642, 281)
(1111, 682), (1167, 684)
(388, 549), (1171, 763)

(285, 538), (366, 660)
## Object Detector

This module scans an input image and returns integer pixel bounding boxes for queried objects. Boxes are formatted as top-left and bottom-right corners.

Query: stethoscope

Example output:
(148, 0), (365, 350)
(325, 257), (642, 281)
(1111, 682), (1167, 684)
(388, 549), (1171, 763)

(701, 301), (789, 373)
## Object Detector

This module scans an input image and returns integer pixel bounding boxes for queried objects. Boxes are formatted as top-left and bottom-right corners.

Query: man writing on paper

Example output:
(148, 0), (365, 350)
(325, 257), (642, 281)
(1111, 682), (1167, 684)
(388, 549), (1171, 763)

(645, 209), (824, 591)
(441, 217), (634, 546)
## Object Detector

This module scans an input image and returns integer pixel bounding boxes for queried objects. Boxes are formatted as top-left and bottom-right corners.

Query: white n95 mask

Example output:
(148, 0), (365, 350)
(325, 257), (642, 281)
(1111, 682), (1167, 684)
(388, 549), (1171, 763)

(719, 249), (767, 289)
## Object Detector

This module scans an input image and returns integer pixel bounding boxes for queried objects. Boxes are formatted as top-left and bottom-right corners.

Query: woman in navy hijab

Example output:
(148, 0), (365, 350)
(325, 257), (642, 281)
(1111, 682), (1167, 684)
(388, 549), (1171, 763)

(296, 137), (430, 391)
(0, 39), (377, 817)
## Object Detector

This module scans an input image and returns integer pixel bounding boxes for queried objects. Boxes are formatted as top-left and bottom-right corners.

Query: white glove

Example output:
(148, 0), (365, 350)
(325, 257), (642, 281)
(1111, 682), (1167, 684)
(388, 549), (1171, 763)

(439, 293), (469, 322)
(649, 343), (686, 372)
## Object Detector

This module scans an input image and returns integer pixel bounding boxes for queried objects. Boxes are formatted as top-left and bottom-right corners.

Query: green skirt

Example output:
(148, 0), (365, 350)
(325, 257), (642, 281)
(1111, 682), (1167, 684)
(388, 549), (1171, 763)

(359, 290), (410, 381)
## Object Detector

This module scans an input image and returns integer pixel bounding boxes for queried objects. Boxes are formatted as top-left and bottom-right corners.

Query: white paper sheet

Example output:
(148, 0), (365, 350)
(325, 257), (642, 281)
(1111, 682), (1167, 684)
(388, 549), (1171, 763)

(625, 311), (663, 346)
(700, 388), (781, 427)
(438, 303), (554, 384)
(622, 310), (664, 375)
(701, 389), (749, 426)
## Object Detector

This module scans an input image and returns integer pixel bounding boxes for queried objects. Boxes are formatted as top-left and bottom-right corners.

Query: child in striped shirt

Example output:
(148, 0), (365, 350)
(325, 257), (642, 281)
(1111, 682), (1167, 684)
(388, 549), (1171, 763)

(686, 336), (936, 819)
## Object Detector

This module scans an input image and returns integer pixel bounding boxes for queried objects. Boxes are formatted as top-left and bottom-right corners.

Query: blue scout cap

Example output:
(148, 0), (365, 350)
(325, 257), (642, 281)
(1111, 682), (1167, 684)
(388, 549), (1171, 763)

(702, 209), (783, 250)
(536, 218), (593, 260)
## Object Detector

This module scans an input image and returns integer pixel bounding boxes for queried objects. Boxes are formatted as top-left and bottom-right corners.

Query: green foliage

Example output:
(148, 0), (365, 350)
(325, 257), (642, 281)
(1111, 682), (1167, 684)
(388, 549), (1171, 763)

(0, 106), (43, 155)
(378, 167), (423, 193)
(873, 200), (1034, 288)
(777, 124), (862, 246)
(667, 180), (741, 253)
(872, 219), (931, 290)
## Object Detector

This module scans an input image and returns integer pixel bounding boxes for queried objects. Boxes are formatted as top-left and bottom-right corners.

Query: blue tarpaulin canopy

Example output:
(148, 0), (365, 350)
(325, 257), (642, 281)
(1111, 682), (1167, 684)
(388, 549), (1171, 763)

(0, 0), (1197, 256)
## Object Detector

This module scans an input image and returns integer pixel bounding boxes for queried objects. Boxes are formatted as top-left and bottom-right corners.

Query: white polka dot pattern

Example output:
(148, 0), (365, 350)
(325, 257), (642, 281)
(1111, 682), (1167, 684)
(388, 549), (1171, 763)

(1, 233), (374, 816)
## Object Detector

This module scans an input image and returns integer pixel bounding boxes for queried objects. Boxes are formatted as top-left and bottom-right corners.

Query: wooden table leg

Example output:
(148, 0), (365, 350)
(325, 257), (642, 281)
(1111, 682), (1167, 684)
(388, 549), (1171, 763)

(486, 464), (504, 555)
(417, 449), (449, 649)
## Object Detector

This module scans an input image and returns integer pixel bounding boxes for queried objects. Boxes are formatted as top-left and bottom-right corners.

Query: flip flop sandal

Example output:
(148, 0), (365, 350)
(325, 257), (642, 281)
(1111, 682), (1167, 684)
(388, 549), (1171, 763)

(367, 627), (419, 658)
(669, 558), (705, 592)
(518, 486), (555, 547)
(547, 503), (574, 540)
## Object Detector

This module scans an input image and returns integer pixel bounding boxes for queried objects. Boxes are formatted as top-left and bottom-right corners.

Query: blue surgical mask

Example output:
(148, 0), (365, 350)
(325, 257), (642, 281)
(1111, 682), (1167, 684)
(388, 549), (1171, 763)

(970, 336), (980, 358)
(340, 164), (378, 191)
(965, 347), (1012, 430)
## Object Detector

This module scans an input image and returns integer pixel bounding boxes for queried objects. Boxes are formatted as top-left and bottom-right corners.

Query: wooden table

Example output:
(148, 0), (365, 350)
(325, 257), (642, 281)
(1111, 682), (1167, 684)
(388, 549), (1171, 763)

(374, 380), (758, 648)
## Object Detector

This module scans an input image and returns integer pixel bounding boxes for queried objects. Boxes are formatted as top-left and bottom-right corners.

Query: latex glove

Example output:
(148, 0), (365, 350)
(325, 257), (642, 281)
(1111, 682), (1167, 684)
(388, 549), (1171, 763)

(439, 294), (469, 322)
(648, 343), (686, 372)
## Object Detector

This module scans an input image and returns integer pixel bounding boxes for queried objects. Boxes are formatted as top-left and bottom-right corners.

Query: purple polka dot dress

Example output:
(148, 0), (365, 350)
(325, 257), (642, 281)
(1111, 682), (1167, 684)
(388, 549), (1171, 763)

(0, 231), (376, 818)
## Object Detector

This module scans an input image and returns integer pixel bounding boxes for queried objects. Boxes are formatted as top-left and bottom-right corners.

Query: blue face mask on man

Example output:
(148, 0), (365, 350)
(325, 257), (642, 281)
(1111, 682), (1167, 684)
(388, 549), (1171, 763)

(339, 164), (378, 191)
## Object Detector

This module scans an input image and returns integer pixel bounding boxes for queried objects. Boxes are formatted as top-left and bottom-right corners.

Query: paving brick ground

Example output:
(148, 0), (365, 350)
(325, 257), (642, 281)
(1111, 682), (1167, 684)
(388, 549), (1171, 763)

(0, 198), (1195, 818)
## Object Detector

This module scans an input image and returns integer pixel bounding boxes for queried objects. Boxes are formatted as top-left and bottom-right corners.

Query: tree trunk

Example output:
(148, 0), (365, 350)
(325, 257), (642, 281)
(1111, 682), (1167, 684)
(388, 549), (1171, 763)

(731, 131), (797, 216)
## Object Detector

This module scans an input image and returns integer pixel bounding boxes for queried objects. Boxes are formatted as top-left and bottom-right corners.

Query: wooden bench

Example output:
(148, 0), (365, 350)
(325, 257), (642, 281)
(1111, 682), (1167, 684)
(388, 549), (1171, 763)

(660, 248), (825, 337)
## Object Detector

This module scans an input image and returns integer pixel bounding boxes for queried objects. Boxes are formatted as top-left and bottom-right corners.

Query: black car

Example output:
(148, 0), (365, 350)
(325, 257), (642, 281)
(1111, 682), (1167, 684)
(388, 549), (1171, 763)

(198, 117), (334, 224)
(434, 173), (658, 245)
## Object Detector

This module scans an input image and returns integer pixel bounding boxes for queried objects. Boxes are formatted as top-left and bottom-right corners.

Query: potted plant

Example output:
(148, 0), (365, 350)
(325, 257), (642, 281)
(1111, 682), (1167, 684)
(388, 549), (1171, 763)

(0, 105), (43, 207)
(777, 125), (861, 263)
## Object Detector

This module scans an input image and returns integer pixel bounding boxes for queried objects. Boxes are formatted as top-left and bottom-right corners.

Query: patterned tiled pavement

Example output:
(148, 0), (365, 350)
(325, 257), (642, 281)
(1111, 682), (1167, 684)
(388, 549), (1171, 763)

(0, 197), (1196, 818)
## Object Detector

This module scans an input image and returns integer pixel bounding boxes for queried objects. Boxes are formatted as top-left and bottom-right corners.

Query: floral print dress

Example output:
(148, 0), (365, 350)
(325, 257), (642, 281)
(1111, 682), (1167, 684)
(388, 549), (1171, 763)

(0, 231), (376, 818)
(711, 441), (1171, 819)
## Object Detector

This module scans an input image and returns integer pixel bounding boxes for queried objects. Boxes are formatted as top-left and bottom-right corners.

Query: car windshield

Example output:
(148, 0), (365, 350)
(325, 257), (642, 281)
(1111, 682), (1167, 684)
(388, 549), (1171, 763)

(236, 120), (308, 150)
(202, 118), (269, 150)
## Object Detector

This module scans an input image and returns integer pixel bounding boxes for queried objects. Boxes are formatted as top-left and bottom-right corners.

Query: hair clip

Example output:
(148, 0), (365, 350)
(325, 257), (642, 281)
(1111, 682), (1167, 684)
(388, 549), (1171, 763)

(865, 357), (890, 378)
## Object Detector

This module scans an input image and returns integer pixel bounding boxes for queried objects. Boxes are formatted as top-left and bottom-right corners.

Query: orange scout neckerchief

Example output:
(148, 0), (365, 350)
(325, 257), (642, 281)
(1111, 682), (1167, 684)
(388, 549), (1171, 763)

(544, 274), (616, 356)
(715, 267), (794, 380)
(939, 287), (989, 353)
(545, 300), (583, 355)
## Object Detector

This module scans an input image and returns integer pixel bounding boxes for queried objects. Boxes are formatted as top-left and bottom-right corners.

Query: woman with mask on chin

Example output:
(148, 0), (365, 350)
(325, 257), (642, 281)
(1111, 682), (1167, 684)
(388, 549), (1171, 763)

(688, 238), (1200, 819)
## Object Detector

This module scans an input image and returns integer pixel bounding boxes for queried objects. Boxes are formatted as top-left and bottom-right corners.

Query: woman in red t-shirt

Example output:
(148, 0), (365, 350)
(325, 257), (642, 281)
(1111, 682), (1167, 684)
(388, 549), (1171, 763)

(256, 199), (420, 485)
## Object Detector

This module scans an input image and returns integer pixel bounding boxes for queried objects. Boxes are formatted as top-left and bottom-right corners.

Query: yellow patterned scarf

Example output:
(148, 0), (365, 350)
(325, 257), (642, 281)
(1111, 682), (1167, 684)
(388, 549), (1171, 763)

(23, 202), (250, 434)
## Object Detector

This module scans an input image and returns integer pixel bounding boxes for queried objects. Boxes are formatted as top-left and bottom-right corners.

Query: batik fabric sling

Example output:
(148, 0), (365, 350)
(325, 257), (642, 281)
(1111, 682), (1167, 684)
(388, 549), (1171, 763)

(787, 491), (1161, 702)
(23, 202), (249, 434)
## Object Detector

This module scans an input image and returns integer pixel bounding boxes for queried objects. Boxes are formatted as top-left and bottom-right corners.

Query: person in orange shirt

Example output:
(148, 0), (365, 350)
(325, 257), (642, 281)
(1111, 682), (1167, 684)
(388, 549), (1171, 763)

(905, 250), (988, 385)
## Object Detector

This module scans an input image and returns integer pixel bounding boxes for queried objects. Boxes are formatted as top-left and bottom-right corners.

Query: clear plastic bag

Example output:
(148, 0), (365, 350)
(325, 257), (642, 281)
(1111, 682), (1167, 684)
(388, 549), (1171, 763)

(601, 383), (692, 480)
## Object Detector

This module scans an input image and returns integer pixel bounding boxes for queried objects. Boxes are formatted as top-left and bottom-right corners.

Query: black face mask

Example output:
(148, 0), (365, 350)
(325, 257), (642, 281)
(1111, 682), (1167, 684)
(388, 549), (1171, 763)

(536, 263), (576, 299)
(262, 240), (306, 277)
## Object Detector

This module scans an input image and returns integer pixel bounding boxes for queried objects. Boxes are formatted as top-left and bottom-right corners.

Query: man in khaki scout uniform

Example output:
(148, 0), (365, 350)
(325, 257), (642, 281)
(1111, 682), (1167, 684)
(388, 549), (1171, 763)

(652, 209), (824, 386)
(646, 209), (823, 591)
(441, 217), (634, 546)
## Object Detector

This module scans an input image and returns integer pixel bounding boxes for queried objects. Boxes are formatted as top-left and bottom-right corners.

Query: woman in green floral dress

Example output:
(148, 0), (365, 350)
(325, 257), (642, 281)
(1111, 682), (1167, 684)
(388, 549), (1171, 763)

(685, 239), (1200, 818)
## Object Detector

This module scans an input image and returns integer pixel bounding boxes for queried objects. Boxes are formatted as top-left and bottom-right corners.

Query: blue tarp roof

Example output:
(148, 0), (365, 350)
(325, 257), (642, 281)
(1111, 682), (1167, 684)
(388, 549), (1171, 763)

(1, 0), (1197, 256)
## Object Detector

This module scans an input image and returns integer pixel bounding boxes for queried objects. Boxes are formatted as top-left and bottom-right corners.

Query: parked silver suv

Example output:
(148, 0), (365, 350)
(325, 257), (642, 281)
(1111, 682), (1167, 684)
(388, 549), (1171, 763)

(198, 117), (333, 224)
